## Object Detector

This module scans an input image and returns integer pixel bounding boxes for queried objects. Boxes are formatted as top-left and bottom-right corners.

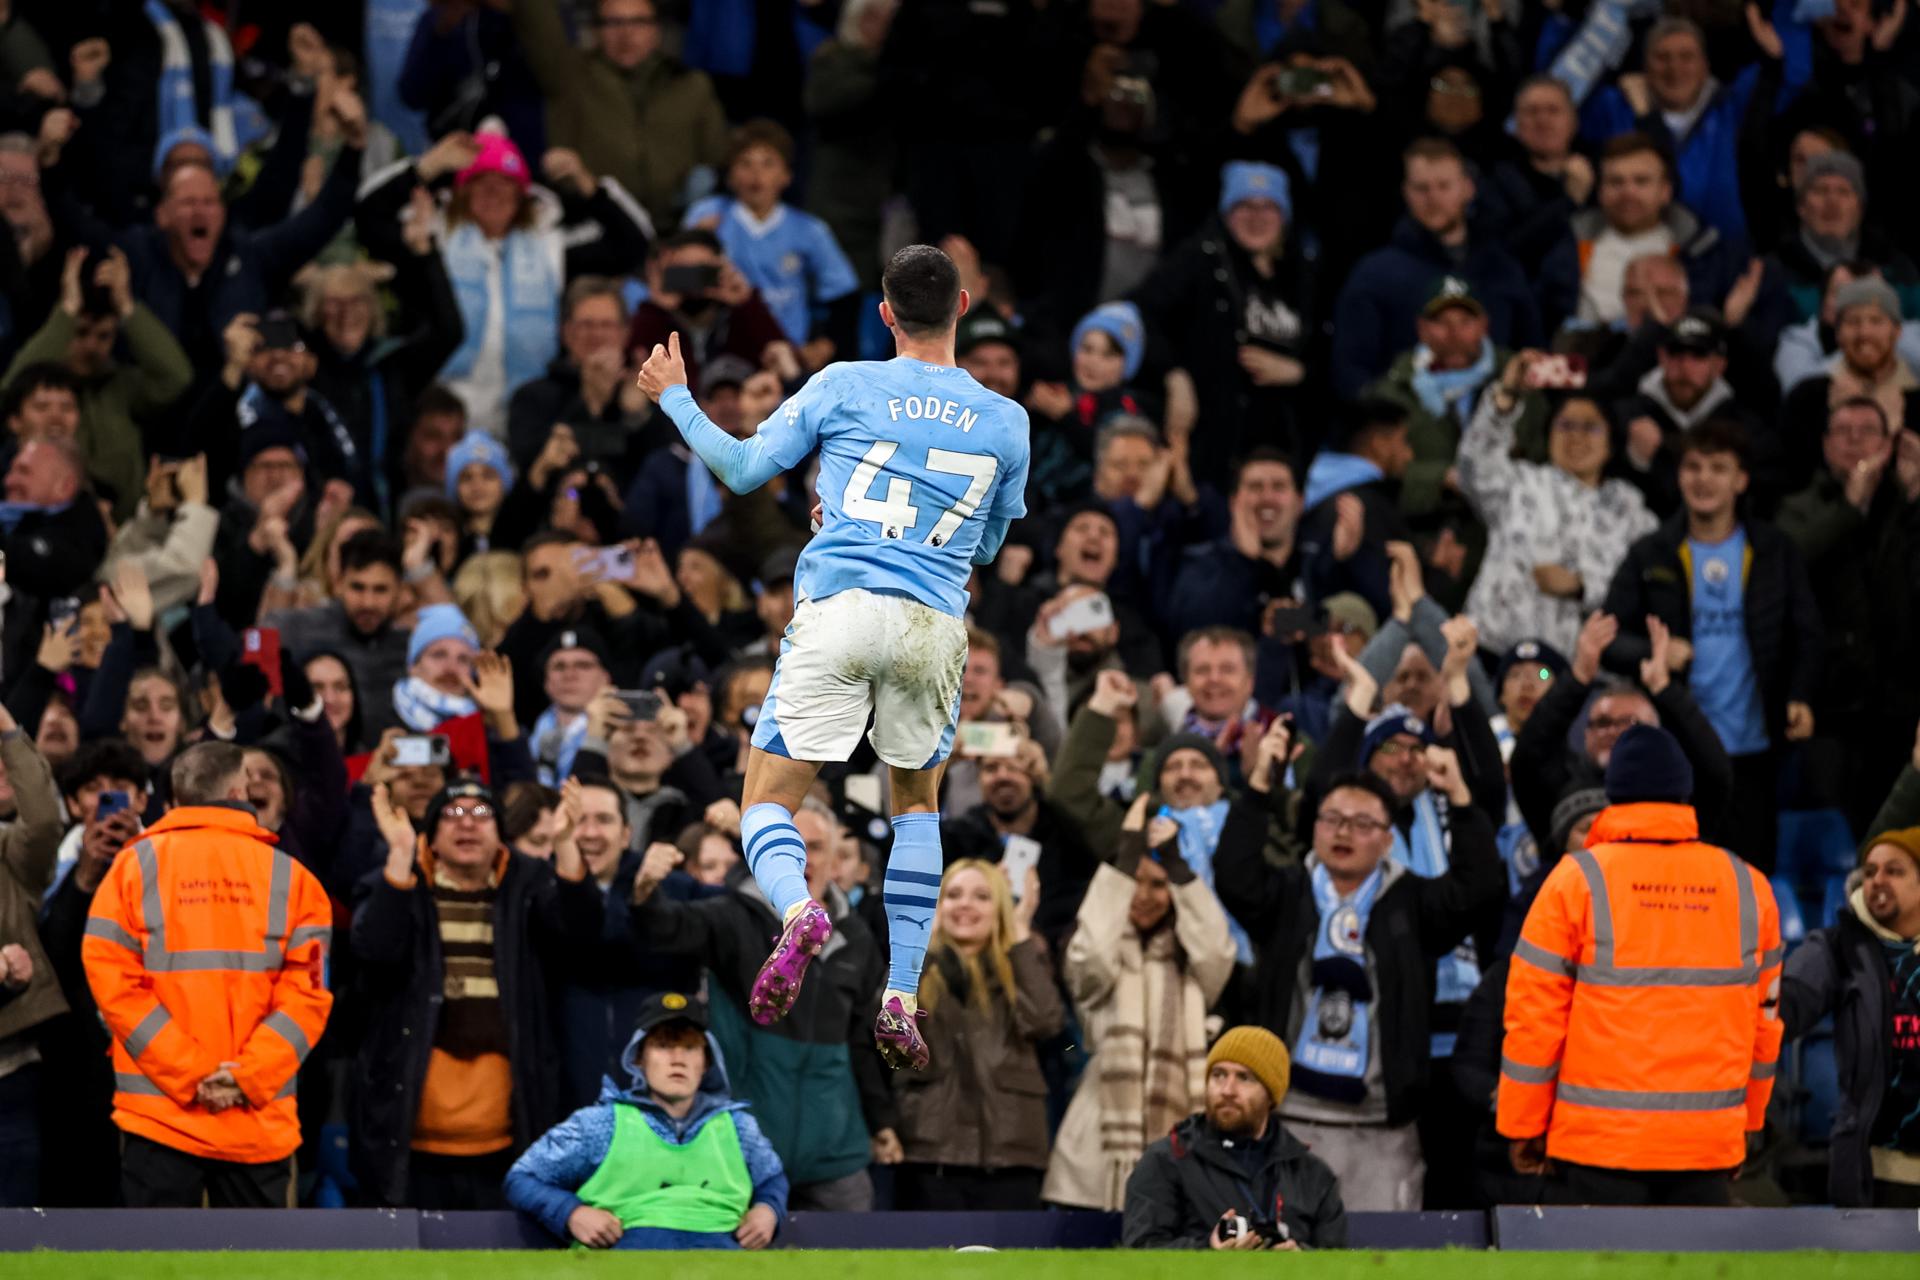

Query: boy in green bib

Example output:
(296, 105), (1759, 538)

(506, 991), (788, 1249)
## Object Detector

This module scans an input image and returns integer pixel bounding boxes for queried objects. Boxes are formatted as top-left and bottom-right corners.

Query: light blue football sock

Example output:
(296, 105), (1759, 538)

(883, 812), (944, 994)
(742, 802), (811, 921)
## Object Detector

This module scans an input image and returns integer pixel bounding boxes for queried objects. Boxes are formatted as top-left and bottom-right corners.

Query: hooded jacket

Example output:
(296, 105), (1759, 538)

(504, 1022), (787, 1241)
(1121, 1110), (1347, 1248)
(1782, 873), (1920, 1206)
(1538, 203), (1736, 336)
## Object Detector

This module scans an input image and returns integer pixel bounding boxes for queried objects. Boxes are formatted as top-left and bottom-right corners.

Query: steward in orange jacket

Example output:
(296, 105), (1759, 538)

(83, 745), (332, 1190)
(1497, 725), (1782, 1204)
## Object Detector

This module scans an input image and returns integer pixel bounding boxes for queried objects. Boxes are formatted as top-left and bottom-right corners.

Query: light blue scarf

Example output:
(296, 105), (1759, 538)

(1302, 452), (1384, 513)
(533, 706), (590, 787)
(1547, 0), (1663, 109)
(391, 677), (476, 732)
(440, 222), (560, 399)
(1410, 340), (1496, 421)
(1390, 791), (1482, 1057)
(0, 500), (62, 534)
(1167, 799), (1249, 962)
(145, 0), (240, 173)
(1293, 860), (1384, 1102)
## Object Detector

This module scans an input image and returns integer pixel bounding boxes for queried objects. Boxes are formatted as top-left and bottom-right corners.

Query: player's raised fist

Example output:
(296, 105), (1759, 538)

(635, 331), (688, 404)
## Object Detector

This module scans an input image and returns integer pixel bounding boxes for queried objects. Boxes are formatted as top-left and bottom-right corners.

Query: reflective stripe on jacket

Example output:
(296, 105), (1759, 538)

(83, 805), (334, 1163)
(1496, 801), (1783, 1171)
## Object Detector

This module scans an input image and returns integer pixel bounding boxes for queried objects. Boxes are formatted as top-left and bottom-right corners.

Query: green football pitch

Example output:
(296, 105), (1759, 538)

(3, 1252), (1910, 1279)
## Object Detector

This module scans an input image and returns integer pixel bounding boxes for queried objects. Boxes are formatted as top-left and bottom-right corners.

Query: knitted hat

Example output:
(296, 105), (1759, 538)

(457, 128), (532, 191)
(1864, 825), (1920, 872)
(1361, 703), (1435, 765)
(1834, 277), (1902, 325)
(1603, 723), (1694, 805)
(539, 625), (612, 673)
(1070, 301), (1146, 383)
(1495, 639), (1569, 690)
(407, 603), (480, 668)
(1219, 160), (1293, 221)
(1321, 592), (1379, 641)
(445, 432), (516, 498)
(1549, 786), (1609, 855)
(424, 779), (499, 840)
(1207, 1025), (1291, 1106)
(1152, 733), (1228, 790)
(1798, 150), (1866, 201)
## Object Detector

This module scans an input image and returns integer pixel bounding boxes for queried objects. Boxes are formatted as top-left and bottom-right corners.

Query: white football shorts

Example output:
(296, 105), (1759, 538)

(751, 588), (968, 769)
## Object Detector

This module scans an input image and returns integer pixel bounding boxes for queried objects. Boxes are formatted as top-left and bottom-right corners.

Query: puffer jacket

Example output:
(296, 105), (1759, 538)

(1122, 1111), (1348, 1248)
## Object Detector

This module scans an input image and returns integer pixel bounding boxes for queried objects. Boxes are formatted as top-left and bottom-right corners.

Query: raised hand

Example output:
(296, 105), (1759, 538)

(1439, 614), (1479, 682)
(635, 332), (689, 403)
(464, 651), (515, 719)
(1571, 611), (1618, 684)
(1332, 640), (1380, 720)
(1087, 668), (1138, 717)
(110, 559), (155, 631)
(1331, 493), (1365, 562)
(175, 453), (209, 507)
(70, 38), (111, 86)
(371, 781), (418, 867)
(1386, 539), (1424, 622)
(1424, 744), (1470, 804)
(1640, 615), (1673, 696)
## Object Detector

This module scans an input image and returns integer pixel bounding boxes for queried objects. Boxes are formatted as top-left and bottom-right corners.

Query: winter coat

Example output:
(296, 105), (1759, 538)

(1121, 1112), (1347, 1248)
(1, 496), (109, 601)
(1776, 470), (1920, 725)
(1457, 391), (1656, 655)
(895, 936), (1064, 1171)
(261, 601), (410, 741)
(1368, 345), (1542, 523)
(505, 1022), (787, 1241)
(1212, 798), (1504, 1126)
(0, 730), (68, 1044)
(1330, 216), (1540, 400)
(1045, 860), (1237, 1210)
(1782, 880), (1916, 1207)
(348, 847), (603, 1206)
(1599, 513), (1823, 746)
(511, 1), (727, 228)
(628, 872), (894, 1187)
(1537, 203), (1737, 337)
(804, 41), (893, 292)
(95, 499), (219, 616)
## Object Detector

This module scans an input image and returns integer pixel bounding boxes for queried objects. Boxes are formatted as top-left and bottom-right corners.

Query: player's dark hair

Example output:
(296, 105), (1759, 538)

(882, 245), (962, 338)
(338, 528), (404, 578)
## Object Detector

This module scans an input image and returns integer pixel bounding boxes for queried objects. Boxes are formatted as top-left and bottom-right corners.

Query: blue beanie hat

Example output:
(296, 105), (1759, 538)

(1361, 702), (1436, 765)
(407, 604), (480, 668)
(1603, 723), (1694, 805)
(1219, 160), (1292, 221)
(445, 432), (516, 499)
(1070, 301), (1145, 383)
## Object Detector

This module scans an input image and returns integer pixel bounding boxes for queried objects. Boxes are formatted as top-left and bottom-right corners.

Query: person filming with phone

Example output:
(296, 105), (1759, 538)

(626, 231), (792, 397)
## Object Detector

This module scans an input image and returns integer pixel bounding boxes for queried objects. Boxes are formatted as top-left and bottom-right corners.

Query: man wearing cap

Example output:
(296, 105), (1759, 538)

(394, 604), (484, 732)
(1331, 138), (1539, 400)
(507, 990), (788, 1249)
(1132, 159), (1317, 481)
(1782, 279), (1920, 481)
(955, 310), (1023, 401)
(1784, 820), (1920, 1206)
(1500, 724), (1784, 1206)
(351, 777), (599, 1209)
(1216, 759), (1501, 1209)
(533, 627), (615, 787)
(1614, 308), (1769, 517)
(1122, 1024), (1347, 1249)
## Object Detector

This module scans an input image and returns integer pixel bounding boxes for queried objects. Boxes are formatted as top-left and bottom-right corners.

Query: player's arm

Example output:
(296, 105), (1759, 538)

(972, 409), (1030, 565)
(637, 332), (820, 494)
(971, 516), (1011, 565)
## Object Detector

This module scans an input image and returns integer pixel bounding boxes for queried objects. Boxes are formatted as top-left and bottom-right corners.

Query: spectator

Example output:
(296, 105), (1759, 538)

(1778, 398), (1920, 831)
(1540, 132), (1735, 333)
(505, 277), (651, 482)
(1121, 1023), (1347, 1249)
(1215, 762), (1501, 1209)
(505, 990), (787, 1250)
(626, 803), (893, 1210)
(398, 0), (545, 151)
(82, 742), (334, 1207)
(1753, 151), (1920, 337)
(1, 245), (191, 520)
(509, 0), (729, 231)
(350, 778), (599, 1209)
(264, 529), (411, 739)
(1482, 75), (1594, 281)
(1782, 765), (1920, 1207)
(1498, 725), (1784, 1205)
(1131, 161), (1316, 477)
(394, 603), (482, 732)
(1774, 262), (1920, 399)
(685, 120), (861, 370)
(1298, 400), (1415, 618)
(626, 231), (792, 398)
(1614, 310), (1771, 518)
(1331, 138), (1539, 399)
(804, 0), (899, 302)
(892, 859), (1064, 1210)
(0, 702), (64, 1207)
(1780, 280), (1920, 483)
(1165, 450), (1300, 641)
(1045, 794), (1237, 1211)
(1, 438), (109, 600)
(1602, 420), (1821, 872)
(1458, 352), (1657, 656)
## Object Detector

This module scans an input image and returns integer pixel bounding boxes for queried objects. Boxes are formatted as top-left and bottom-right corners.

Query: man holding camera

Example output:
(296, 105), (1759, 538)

(1122, 1023), (1347, 1249)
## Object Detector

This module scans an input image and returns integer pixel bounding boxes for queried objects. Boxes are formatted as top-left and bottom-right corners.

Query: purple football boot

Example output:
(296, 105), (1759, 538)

(747, 900), (833, 1024)
(874, 994), (930, 1071)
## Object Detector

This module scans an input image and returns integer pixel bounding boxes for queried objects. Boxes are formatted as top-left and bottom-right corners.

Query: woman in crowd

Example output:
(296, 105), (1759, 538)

(892, 859), (1064, 1211)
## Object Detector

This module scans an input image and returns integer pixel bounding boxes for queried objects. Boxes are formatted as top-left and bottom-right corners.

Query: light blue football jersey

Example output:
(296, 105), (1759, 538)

(748, 359), (1029, 617)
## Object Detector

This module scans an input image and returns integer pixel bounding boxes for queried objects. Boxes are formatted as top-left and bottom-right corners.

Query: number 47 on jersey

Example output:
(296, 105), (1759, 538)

(842, 443), (997, 546)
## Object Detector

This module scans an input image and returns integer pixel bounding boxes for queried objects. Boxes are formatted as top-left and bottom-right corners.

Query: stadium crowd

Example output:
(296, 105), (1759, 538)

(0, 0), (1918, 1250)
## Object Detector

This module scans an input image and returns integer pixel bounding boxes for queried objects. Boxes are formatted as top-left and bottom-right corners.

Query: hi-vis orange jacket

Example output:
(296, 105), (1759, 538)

(1497, 802), (1783, 1172)
(83, 806), (332, 1163)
